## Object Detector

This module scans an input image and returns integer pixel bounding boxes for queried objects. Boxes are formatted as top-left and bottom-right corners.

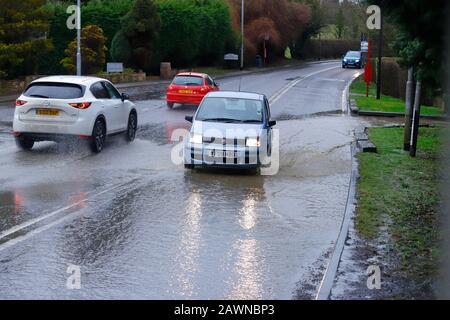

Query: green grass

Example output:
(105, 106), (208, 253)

(350, 81), (443, 116)
(356, 127), (442, 278)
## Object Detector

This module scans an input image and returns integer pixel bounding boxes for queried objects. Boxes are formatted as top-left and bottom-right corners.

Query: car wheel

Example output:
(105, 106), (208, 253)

(184, 164), (194, 169)
(342, 65), (346, 69)
(90, 118), (106, 153)
(15, 136), (34, 150)
(167, 102), (174, 109)
(126, 112), (137, 142)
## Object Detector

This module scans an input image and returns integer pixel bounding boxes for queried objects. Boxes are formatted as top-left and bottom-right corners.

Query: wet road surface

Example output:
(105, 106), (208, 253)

(0, 62), (368, 299)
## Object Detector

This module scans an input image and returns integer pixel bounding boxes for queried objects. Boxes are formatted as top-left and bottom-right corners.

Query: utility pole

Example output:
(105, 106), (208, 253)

(410, 79), (422, 157)
(403, 67), (414, 151)
(240, 0), (244, 70)
(376, 11), (383, 100)
(76, 0), (81, 76)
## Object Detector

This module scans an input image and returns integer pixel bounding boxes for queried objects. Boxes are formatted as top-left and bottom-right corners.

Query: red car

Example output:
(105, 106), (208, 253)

(166, 72), (220, 108)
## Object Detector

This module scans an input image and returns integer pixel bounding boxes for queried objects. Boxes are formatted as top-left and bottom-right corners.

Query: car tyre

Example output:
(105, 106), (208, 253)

(167, 102), (174, 109)
(15, 136), (34, 150)
(126, 112), (137, 142)
(90, 118), (106, 153)
(184, 164), (194, 169)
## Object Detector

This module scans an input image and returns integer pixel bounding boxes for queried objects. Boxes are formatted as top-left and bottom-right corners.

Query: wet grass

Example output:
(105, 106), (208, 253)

(356, 126), (442, 278)
(350, 81), (443, 116)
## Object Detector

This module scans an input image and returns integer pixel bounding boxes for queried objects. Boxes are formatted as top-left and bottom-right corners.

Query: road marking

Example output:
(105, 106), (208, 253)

(0, 181), (132, 243)
(341, 71), (364, 112)
(316, 78), (346, 82)
(268, 65), (340, 105)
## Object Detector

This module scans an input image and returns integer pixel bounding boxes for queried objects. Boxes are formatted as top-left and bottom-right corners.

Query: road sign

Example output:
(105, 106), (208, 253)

(224, 53), (239, 61)
(107, 62), (124, 73)
(361, 41), (369, 53)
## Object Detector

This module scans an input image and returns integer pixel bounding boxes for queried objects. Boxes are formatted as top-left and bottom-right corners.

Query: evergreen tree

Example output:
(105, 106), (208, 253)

(60, 25), (107, 75)
(0, 0), (53, 79)
(121, 0), (161, 71)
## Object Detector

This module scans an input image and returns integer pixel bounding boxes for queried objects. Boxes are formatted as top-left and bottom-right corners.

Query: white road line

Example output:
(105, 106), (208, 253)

(341, 71), (364, 113)
(0, 181), (129, 242)
(268, 65), (340, 105)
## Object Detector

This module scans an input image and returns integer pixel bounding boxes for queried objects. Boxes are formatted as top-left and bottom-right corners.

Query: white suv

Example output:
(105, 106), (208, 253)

(13, 76), (137, 153)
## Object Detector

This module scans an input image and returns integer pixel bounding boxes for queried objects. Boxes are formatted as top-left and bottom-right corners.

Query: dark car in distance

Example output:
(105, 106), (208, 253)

(342, 51), (363, 69)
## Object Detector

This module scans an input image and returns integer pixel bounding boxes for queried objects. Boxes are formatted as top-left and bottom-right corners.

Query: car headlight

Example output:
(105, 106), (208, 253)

(190, 134), (203, 144)
(343, 58), (347, 62)
(246, 137), (260, 147)
(355, 59), (360, 62)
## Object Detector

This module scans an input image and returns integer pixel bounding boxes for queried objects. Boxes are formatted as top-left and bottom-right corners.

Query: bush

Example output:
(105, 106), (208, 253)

(44, 0), (134, 75)
(300, 39), (360, 59)
(110, 30), (131, 63)
(60, 25), (107, 75)
(152, 0), (234, 68)
(121, 0), (161, 72)
(0, 0), (53, 79)
(227, 0), (310, 63)
(380, 58), (407, 100)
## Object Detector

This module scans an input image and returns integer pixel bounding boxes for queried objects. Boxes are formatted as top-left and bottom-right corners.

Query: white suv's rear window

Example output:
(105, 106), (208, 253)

(23, 82), (84, 99)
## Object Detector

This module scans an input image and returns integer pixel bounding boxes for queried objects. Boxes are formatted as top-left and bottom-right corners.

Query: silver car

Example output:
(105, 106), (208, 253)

(184, 91), (276, 172)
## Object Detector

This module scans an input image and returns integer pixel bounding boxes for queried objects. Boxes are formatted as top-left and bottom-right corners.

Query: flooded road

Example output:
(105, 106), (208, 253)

(0, 62), (367, 299)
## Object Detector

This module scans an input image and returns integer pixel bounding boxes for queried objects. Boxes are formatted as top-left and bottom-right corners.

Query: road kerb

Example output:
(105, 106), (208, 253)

(315, 141), (359, 300)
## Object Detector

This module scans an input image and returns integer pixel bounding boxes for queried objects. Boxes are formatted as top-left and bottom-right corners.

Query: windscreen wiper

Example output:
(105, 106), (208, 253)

(29, 94), (49, 98)
(201, 118), (241, 123)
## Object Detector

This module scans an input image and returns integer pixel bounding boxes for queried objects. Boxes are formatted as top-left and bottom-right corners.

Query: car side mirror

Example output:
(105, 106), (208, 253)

(121, 93), (130, 101)
(185, 115), (193, 123)
(268, 120), (276, 127)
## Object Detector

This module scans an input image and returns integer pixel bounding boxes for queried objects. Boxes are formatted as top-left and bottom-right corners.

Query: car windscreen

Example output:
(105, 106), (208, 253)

(23, 82), (84, 99)
(196, 97), (264, 123)
(345, 52), (360, 58)
(172, 76), (204, 86)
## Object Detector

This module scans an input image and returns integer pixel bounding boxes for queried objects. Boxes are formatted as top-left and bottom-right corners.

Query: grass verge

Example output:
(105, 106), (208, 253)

(356, 126), (442, 279)
(350, 81), (443, 116)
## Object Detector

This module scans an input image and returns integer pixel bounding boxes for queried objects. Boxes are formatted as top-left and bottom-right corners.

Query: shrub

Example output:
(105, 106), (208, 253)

(380, 58), (407, 100)
(227, 0), (310, 63)
(121, 0), (161, 72)
(300, 39), (360, 59)
(44, 0), (134, 75)
(110, 30), (131, 63)
(0, 0), (53, 79)
(60, 25), (107, 75)
(152, 0), (234, 68)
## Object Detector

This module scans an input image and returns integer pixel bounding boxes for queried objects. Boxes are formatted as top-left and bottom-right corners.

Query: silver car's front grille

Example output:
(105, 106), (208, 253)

(202, 137), (246, 146)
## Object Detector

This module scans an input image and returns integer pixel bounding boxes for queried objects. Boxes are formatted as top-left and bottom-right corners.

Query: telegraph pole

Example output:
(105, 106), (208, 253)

(410, 79), (422, 157)
(240, 0), (244, 70)
(76, 0), (81, 76)
(376, 11), (383, 99)
(403, 67), (414, 151)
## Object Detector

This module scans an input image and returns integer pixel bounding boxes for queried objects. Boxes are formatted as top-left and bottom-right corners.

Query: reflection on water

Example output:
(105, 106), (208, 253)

(228, 189), (265, 299)
(227, 238), (263, 299)
(239, 194), (257, 230)
(172, 191), (203, 297)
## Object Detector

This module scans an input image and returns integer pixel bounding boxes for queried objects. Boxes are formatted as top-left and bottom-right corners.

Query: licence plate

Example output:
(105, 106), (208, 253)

(179, 90), (193, 94)
(36, 109), (60, 116)
(208, 150), (236, 158)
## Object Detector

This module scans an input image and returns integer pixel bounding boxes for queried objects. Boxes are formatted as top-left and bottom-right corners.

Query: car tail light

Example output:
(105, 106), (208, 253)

(15, 100), (27, 107)
(168, 85), (174, 91)
(69, 102), (92, 109)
